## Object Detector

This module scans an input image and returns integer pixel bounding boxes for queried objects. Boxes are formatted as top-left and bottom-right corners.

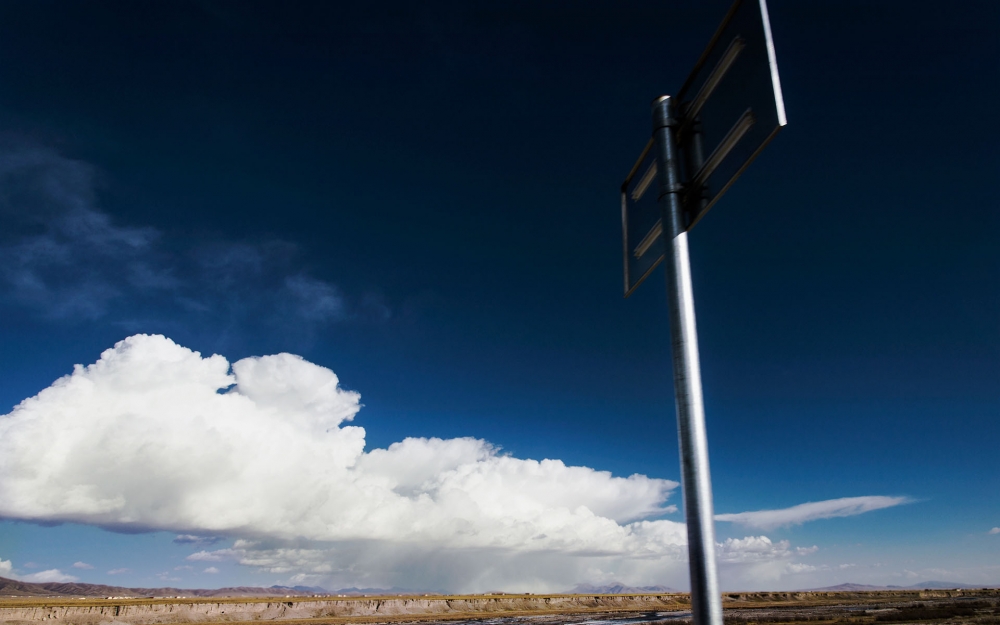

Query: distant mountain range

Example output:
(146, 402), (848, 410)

(1, 574), (452, 599)
(564, 580), (995, 594)
(807, 581), (991, 591)
(0, 576), (331, 598)
(565, 583), (678, 594)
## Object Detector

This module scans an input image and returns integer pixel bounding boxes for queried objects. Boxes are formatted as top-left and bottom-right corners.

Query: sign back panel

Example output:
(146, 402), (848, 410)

(621, 139), (665, 297)
(621, 0), (786, 297)
(675, 0), (786, 229)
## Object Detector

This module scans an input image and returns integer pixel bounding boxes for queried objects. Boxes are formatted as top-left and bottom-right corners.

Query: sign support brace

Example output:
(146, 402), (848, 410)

(652, 94), (723, 625)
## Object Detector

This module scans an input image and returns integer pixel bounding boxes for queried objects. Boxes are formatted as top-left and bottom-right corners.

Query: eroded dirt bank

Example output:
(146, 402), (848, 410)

(1, 589), (997, 625)
(0, 594), (682, 625)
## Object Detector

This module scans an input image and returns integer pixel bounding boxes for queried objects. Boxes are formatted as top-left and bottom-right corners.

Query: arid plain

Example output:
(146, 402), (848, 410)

(0, 588), (997, 625)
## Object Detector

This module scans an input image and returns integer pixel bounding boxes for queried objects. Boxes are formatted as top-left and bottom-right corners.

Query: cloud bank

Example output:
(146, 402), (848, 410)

(715, 496), (911, 530)
(0, 334), (679, 550)
(0, 334), (902, 590)
(0, 334), (690, 590)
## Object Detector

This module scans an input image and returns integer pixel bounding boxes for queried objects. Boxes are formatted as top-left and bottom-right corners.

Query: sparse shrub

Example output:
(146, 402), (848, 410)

(875, 606), (976, 622)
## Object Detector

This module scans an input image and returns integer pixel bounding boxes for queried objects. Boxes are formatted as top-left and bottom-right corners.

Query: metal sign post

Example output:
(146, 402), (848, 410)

(651, 94), (723, 625)
(619, 2), (788, 625)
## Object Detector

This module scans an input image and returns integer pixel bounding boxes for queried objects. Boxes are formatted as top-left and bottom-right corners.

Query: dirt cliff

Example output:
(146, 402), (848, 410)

(0, 593), (685, 625)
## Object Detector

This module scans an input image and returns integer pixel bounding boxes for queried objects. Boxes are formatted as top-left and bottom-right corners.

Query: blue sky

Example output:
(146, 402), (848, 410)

(0, 0), (997, 593)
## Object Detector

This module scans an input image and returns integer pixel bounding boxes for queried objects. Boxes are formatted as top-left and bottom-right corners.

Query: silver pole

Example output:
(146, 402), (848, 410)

(651, 95), (723, 625)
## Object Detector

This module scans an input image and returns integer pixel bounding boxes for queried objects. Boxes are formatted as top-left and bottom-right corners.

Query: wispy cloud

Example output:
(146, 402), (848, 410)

(107, 568), (131, 575)
(284, 275), (346, 322)
(71, 561), (94, 569)
(203, 567), (220, 574)
(990, 527), (1000, 535)
(0, 144), (387, 332)
(0, 146), (158, 319)
(715, 496), (911, 530)
(173, 535), (222, 546)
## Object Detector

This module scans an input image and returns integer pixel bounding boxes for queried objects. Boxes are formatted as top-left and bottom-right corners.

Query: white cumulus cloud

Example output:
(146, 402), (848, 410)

(715, 496), (911, 530)
(989, 527), (999, 535)
(712, 537), (827, 588)
(23, 569), (78, 583)
(0, 559), (11, 576)
(716, 536), (791, 563)
(0, 334), (690, 590)
(186, 549), (240, 562)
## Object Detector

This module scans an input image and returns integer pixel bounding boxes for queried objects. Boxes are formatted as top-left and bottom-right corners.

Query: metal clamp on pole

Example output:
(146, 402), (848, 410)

(651, 94), (723, 625)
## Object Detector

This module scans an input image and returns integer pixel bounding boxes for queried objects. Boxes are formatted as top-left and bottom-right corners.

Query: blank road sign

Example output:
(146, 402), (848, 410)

(621, 0), (786, 297)
(621, 138), (664, 297)
(676, 0), (787, 229)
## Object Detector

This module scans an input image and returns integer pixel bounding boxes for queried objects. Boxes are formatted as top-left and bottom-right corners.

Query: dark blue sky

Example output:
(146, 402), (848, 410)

(0, 0), (997, 591)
